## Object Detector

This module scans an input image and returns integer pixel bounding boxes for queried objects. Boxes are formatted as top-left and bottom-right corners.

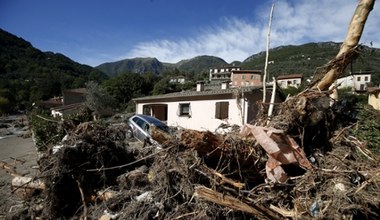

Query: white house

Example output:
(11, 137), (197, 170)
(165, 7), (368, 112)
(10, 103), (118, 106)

(337, 71), (372, 91)
(169, 75), (186, 84)
(209, 65), (241, 82)
(276, 74), (303, 88)
(133, 82), (284, 131)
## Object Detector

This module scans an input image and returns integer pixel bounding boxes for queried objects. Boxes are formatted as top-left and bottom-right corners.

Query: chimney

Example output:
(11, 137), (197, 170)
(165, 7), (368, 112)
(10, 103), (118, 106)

(196, 81), (205, 92)
(221, 81), (230, 90)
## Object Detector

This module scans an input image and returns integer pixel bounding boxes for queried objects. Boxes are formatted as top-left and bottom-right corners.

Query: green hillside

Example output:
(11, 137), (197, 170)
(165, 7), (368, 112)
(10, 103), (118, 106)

(242, 42), (380, 85)
(96, 57), (169, 77)
(96, 42), (380, 86)
(96, 55), (227, 77)
(0, 29), (108, 113)
(175, 55), (228, 74)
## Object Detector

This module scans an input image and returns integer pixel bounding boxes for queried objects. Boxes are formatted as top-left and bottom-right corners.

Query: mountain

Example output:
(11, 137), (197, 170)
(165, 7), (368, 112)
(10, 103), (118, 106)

(241, 42), (380, 83)
(96, 55), (227, 77)
(96, 57), (168, 77)
(174, 55), (228, 74)
(0, 28), (108, 112)
(96, 42), (379, 86)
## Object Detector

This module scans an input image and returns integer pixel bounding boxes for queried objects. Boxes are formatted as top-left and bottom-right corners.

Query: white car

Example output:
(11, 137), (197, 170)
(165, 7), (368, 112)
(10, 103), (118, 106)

(126, 114), (170, 144)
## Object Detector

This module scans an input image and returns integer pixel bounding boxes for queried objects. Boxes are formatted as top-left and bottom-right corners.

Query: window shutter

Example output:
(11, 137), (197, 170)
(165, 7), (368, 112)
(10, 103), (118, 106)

(215, 102), (229, 119)
(215, 102), (221, 118)
(220, 102), (229, 119)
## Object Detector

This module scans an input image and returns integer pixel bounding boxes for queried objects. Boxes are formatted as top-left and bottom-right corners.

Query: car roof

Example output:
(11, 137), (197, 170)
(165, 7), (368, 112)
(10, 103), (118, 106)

(134, 114), (165, 125)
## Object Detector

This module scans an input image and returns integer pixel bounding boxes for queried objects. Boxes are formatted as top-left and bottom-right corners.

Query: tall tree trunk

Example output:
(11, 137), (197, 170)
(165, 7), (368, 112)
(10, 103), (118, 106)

(310, 0), (375, 91)
(266, 0), (375, 135)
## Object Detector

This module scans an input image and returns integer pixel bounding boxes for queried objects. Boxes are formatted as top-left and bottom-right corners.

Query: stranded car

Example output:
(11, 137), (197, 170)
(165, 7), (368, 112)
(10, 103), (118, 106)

(126, 114), (171, 144)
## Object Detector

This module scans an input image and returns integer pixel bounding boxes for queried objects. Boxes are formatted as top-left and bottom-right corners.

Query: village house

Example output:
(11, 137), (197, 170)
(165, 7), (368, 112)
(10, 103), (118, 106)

(133, 82), (284, 131)
(231, 70), (261, 87)
(276, 74), (303, 88)
(367, 87), (380, 110)
(209, 65), (241, 83)
(209, 65), (262, 88)
(169, 75), (186, 84)
(51, 88), (87, 118)
(35, 96), (63, 109)
(336, 71), (372, 92)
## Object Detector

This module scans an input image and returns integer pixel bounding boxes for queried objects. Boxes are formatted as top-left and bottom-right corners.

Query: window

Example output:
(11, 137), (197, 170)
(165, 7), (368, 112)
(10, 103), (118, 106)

(215, 102), (229, 119)
(250, 75), (255, 80)
(357, 76), (361, 81)
(143, 105), (151, 115)
(365, 76), (369, 81)
(360, 84), (365, 91)
(242, 75), (245, 79)
(178, 103), (191, 116)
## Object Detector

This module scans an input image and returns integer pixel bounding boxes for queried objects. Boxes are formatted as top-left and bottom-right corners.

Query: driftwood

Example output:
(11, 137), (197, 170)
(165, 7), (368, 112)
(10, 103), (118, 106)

(11, 176), (45, 190)
(194, 186), (281, 219)
(0, 161), (16, 175)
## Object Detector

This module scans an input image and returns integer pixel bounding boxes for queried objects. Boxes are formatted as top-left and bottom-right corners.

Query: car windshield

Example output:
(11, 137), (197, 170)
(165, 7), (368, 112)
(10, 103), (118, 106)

(139, 115), (170, 133)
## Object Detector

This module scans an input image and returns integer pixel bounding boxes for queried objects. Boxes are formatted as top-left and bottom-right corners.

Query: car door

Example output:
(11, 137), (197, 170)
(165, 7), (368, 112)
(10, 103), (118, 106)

(132, 117), (150, 142)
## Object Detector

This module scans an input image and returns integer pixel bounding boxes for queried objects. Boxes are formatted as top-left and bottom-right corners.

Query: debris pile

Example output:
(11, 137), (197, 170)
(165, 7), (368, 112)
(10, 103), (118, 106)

(6, 96), (380, 219)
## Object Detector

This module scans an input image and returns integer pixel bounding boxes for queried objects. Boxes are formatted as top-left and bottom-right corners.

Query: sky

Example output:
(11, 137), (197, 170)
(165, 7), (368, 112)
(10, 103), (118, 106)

(1, 0), (379, 67)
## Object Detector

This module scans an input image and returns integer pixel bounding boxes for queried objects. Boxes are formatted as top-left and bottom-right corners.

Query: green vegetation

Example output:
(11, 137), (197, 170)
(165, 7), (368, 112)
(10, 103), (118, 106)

(28, 111), (66, 151)
(354, 105), (380, 156)
(1, 28), (380, 117)
(242, 42), (380, 86)
(0, 29), (108, 113)
(96, 57), (168, 77)
(96, 55), (228, 78)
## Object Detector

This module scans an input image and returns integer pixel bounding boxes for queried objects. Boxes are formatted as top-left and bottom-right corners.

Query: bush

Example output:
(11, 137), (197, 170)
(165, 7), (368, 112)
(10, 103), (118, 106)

(28, 111), (65, 152)
(353, 104), (380, 156)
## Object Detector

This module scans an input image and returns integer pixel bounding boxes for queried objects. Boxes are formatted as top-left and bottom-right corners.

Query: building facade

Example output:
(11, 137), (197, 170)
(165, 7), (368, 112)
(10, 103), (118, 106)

(231, 70), (262, 87)
(337, 72), (372, 91)
(277, 74), (303, 88)
(133, 84), (283, 131)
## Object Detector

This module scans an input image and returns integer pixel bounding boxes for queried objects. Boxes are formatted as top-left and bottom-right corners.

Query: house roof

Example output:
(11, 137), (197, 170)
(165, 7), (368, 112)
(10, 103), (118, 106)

(64, 88), (88, 94)
(277, 74), (303, 80)
(133, 85), (267, 103)
(51, 102), (84, 112)
(350, 71), (374, 76)
(35, 97), (63, 109)
(367, 87), (380, 94)
(232, 70), (261, 74)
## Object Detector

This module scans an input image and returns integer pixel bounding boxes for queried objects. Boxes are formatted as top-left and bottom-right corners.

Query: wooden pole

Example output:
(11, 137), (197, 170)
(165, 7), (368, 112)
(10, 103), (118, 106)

(263, 4), (275, 103)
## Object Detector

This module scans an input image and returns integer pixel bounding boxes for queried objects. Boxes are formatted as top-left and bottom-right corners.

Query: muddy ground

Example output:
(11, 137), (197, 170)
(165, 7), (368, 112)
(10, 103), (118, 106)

(0, 115), (37, 219)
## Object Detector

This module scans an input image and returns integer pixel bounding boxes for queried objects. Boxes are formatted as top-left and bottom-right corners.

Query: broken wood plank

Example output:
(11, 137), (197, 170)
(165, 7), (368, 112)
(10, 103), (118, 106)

(194, 186), (281, 219)
(205, 166), (245, 189)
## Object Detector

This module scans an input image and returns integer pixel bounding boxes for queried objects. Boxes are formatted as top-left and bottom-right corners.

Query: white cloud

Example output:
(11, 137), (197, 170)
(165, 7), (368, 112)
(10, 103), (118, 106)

(124, 0), (379, 64)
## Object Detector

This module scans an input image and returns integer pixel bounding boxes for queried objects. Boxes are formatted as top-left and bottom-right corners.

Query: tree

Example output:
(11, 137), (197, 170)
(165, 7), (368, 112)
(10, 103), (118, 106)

(102, 72), (146, 109)
(85, 81), (115, 118)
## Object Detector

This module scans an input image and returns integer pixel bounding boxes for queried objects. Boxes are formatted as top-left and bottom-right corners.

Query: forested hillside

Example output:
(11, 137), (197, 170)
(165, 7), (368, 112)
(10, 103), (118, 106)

(241, 42), (380, 84)
(0, 29), (108, 113)
(96, 57), (168, 77)
(96, 42), (380, 85)
(96, 55), (227, 77)
(2, 27), (380, 114)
